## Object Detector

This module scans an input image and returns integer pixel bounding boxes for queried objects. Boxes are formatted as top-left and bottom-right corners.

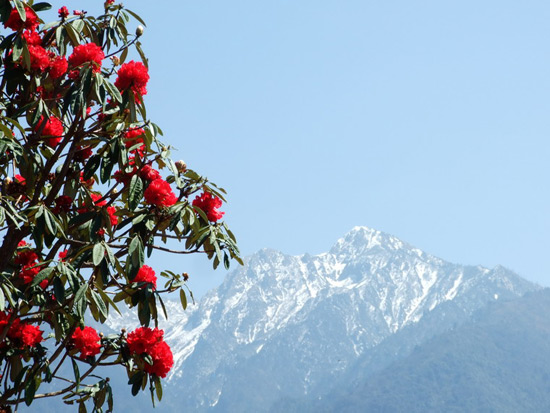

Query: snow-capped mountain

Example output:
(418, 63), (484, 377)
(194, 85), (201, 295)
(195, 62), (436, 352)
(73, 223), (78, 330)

(107, 226), (537, 411)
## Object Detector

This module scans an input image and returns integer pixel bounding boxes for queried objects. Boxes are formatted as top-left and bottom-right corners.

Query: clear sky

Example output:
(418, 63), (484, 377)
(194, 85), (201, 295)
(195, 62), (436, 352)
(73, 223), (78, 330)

(102, 0), (550, 297)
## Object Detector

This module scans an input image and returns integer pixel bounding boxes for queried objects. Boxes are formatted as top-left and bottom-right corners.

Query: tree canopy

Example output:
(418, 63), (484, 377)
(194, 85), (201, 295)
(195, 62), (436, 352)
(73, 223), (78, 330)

(0, 1), (241, 411)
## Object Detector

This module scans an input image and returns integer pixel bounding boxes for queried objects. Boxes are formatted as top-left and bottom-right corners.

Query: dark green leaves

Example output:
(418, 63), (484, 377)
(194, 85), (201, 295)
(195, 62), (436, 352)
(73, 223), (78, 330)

(128, 174), (144, 211)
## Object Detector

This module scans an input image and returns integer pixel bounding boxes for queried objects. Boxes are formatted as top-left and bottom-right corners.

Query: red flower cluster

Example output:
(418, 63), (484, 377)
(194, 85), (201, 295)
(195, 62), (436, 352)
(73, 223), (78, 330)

(124, 128), (146, 156)
(58, 249), (68, 261)
(23, 30), (41, 46)
(49, 56), (69, 79)
(58, 6), (69, 19)
(144, 179), (177, 207)
(16, 241), (47, 288)
(127, 327), (173, 378)
(4, 7), (39, 31)
(192, 192), (225, 222)
(0, 313), (43, 349)
(133, 265), (157, 290)
(90, 193), (118, 227)
(139, 164), (161, 182)
(53, 195), (72, 214)
(35, 116), (64, 147)
(68, 43), (105, 73)
(71, 326), (101, 357)
(115, 60), (149, 98)
(20, 30), (68, 78)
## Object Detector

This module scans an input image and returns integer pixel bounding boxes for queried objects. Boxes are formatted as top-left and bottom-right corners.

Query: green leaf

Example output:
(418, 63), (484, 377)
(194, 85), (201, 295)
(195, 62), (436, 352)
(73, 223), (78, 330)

(91, 290), (108, 320)
(104, 79), (122, 103)
(12, 35), (23, 62)
(153, 375), (163, 401)
(64, 22), (81, 46)
(74, 284), (88, 308)
(128, 174), (144, 211)
(31, 267), (54, 287)
(179, 288), (187, 310)
(31, 3), (53, 12)
(13, 0), (26, 22)
(53, 277), (65, 304)
(124, 8), (147, 27)
(24, 374), (38, 406)
(0, 288), (4, 311)
(83, 154), (101, 180)
(92, 243), (105, 266)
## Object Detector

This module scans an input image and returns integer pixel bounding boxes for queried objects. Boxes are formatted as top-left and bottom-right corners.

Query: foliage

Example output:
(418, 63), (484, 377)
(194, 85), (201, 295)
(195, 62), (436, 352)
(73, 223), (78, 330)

(0, 0), (241, 411)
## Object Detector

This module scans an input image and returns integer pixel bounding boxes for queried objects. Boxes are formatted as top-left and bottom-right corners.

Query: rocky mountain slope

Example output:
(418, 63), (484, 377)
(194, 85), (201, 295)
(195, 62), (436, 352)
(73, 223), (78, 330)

(106, 226), (534, 411)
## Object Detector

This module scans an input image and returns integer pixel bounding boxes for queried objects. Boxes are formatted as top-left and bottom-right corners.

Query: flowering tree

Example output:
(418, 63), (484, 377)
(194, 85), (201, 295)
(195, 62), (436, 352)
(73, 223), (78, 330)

(0, 0), (241, 411)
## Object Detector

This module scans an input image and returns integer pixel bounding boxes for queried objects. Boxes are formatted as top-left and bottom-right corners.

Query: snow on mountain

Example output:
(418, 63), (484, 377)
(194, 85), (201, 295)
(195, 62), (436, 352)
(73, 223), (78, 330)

(106, 226), (537, 411)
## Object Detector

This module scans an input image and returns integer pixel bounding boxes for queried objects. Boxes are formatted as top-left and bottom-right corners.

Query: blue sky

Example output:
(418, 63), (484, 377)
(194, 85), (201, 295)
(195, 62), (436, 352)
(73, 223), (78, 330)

(104, 1), (550, 297)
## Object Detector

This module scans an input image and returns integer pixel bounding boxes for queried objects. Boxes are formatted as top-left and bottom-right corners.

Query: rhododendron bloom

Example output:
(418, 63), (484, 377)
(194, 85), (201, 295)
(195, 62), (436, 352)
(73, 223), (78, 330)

(1, 314), (44, 348)
(11, 322), (44, 348)
(144, 179), (177, 207)
(58, 250), (68, 261)
(35, 116), (64, 147)
(192, 192), (225, 222)
(124, 128), (146, 156)
(83, 193), (118, 227)
(58, 6), (69, 18)
(28, 45), (51, 71)
(49, 56), (68, 79)
(144, 340), (173, 377)
(139, 164), (161, 182)
(20, 264), (40, 284)
(71, 326), (101, 357)
(4, 7), (39, 31)
(23, 30), (42, 46)
(15, 242), (38, 266)
(127, 327), (173, 378)
(133, 265), (157, 290)
(68, 43), (105, 73)
(115, 60), (149, 97)
(53, 195), (72, 213)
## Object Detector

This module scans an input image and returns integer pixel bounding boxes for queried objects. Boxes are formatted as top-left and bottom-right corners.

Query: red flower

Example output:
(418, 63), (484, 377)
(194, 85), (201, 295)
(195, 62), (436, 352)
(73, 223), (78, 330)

(49, 56), (68, 79)
(53, 195), (72, 214)
(23, 30), (42, 46)
(127, 327), (173, 378)
(144, 179), (177, 207)
(127, 327), (164, 355)
(133, 265), (157, 290)
(35, 116), (64, 147)
(20, 264), (40, 284)
(14, 323), (44, 347)
(71, 326), (101, 357)
(124, 128), (146, 156)
(1, 314), (44, 348)
(4, 7), (39, 31)
(139, 164), (161, 182)
(68, 43), (104, 73)
(74, 145), (93, 162)
(58, 249), (68, 261)
(15, 241), (38, 266)
(192, 192), (225, 222)
(115, 60), (149, 98)
(144, 340), (173, 377)
(58, 6), (69, 19)
(27, 45), (51, 71)
(10, 321), (44, 348)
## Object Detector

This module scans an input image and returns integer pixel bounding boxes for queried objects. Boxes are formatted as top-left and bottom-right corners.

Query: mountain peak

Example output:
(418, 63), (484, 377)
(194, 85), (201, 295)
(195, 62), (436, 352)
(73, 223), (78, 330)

(329, 226), (410, 258)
